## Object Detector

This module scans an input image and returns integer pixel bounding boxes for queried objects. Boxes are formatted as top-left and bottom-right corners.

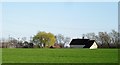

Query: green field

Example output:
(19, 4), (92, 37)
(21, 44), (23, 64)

(2, 48), (118, 63)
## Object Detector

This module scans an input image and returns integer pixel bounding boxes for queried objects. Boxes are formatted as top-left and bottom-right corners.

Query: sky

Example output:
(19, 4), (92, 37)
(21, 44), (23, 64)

(1, 2), (118, 40)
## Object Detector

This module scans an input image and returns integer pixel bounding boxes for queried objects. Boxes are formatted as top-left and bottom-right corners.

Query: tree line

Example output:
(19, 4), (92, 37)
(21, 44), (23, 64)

(0, 31), (71, 48)
(83, 30), (120, 48)
(0, 30), (119, 48)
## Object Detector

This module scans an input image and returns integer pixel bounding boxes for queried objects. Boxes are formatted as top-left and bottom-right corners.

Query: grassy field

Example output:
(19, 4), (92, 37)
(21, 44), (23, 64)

(2, 48), (118, 63)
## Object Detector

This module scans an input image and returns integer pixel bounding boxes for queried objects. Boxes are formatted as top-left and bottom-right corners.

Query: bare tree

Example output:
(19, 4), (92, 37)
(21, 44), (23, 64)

(56, 34), (64, 44)
(63, 37), (71, 47)
(98, 32), (111, 48)
(21, 37), (26, 42)
(85, 33), (99, 43)
(109, 30), (119, 48)
(56, 34), (71, 48)
(85, 33), (96, 40)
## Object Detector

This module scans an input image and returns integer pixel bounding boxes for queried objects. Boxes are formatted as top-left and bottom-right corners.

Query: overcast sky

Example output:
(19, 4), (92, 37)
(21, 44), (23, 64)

(1, 2), (118, 40)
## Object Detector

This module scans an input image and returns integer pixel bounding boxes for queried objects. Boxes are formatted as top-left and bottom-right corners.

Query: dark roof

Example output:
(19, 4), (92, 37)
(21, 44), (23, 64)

(70, 39), (96, 48)
(84, 40), (95, 48)
(70, 39), (89, 45)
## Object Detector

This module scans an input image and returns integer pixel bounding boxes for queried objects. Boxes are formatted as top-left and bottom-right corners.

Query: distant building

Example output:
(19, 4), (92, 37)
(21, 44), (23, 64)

(69, 39), (98, 49)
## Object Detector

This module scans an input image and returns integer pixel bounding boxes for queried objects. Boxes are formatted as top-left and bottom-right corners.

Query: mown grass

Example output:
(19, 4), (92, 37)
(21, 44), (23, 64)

(0, 48), (2, 64)
(2, 48), (118, 63)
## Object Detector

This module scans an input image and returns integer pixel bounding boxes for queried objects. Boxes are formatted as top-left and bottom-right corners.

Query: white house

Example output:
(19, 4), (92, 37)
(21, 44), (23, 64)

(70, 39), (98, 49)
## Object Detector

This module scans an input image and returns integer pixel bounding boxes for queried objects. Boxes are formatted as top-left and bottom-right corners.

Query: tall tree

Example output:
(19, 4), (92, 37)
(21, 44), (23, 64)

(55, 34), (64, 47)
(56, 34), (64, 44)
(85, 33), (96, 40)
(56, 34), (71, 48)
(33, 31), (56, 47)
(98, 32), (111, 48)
(109, 30), (119, 48)
(63, 37), (71, 47)
(21, 37), (26, 42)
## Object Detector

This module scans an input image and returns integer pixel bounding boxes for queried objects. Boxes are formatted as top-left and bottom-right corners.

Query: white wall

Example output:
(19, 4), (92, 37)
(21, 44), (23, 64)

(90, 42), (98, 49)
(70, 45), (85, 48)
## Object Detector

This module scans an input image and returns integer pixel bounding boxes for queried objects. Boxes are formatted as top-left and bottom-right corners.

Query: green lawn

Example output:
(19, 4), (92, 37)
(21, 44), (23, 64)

(0, 48), (2, 64)
(2, 48), (118, 63)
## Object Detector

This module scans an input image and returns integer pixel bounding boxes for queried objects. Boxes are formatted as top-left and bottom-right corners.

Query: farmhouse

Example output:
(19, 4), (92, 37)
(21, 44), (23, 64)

(70, 39), (98, 49)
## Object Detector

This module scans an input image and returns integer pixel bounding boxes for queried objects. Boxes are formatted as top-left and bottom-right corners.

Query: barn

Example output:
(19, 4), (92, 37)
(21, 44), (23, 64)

(69, 39), (98, 49)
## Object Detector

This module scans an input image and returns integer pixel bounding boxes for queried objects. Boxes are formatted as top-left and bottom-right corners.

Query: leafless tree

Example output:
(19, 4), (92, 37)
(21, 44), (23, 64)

(63, 37), (71, 47)
(85, 33), (97, 40)
(109, 30), (119, 48)
(56, 34), (71, 48)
